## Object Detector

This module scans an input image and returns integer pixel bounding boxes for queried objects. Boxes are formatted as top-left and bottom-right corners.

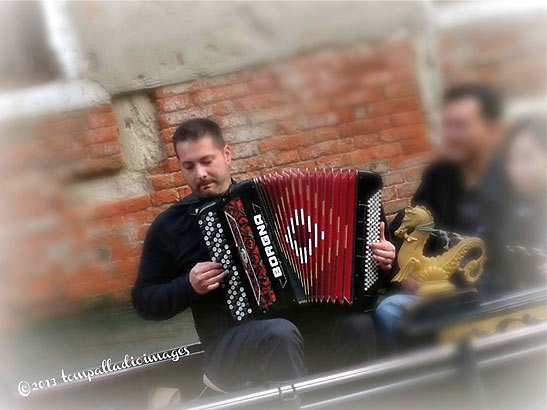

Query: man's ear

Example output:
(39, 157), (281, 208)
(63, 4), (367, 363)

(224, 144), (232, 165)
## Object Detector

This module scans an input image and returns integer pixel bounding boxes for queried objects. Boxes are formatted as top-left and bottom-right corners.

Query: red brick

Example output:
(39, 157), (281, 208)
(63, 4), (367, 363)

(382, 186), (397, 201)
(42, 117), (87, 136)
(303, 99), (330, 115)
(232, 156), (273, 173)
(298, 139), (353, 160)
(43, 134), (74, 151)
(156, 93), (194, 113)
(353, 133), (380, 149)
(86, 110), (117, 129)
(82, 126), (119, 145)
(378, 124), (427, 142)
(396, 181), (420, 199)
(247, 75), (277, 93)
(160, 127), (177, 143)
(382, 171), (405, 186)
(150, 189), (179, 206)
(258, 133), (313, 153)
(347, 143), (402, 164)
(178, 185), (193, 198)
(339, 116), (391, 137)
(113, 257), (140, 275)
(361, 70), (393, 88)
(391, 111), (425, 127)
(335, 108), (355, 124)
(401, 138), (431, 154)
(192, 83), (249, 105)
(312, 127), (337, 143)
(146, 207), (163, 223)
(151, 173), (185, 191)
(216, 115), (247, 129)
(234, 93), (283, 111)
(93, 196), (151, 219)
(404, 167), (423, 182)
(384, 198), (410, 215)
(368, 97), (420, 118)
(315, 153), (349, 168)
(332, 88), (384, 108)
(249, 106), (298, 125)
(273, 150), (300, 166)
(390, 151), (437, 170)
(276, 120), (301, 135)
(384, 82), (417, 99)
(157, 103), (231, 129)
(232, 142), (258, 159)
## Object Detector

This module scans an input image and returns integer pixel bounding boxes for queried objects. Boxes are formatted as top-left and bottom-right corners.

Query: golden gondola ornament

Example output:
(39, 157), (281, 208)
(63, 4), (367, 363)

(392, 206), (487, 295)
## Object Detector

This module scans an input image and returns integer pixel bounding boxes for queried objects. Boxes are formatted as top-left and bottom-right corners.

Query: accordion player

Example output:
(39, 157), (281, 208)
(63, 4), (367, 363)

(196, 169), (386, 322)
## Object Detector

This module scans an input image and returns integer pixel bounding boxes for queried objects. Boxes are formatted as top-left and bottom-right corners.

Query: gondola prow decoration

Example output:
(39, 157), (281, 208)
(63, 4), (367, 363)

(392, 206), (487, 295)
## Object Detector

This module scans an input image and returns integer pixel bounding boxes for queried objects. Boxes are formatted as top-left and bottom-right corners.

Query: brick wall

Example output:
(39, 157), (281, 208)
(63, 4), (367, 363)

(1, 34), (436, 326)
(440, 13), (546, 101)
(151, 37), (433, 217)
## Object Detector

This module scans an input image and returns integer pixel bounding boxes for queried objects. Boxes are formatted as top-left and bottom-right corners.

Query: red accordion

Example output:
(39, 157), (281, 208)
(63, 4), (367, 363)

(197, 169), (384, 322)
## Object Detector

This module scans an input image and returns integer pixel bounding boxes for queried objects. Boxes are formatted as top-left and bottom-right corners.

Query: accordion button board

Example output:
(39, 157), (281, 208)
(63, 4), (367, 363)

(197, 169), (384, 322)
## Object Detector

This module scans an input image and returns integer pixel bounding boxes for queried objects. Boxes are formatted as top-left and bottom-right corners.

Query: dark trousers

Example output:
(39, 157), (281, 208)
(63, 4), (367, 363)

(202, 306), (376, 391)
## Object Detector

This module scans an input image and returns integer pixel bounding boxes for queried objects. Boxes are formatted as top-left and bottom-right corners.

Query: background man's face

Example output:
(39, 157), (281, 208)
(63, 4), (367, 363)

(176, 136), (232, 198)
(441, 98), (495, 163)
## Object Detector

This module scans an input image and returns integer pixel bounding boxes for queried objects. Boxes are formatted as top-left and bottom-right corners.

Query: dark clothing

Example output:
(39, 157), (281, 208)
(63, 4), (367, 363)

(132, 193), (236, 349)
(133, 191), (379, 389)
(494, 189), (547, 291)
(389, 157), (510, 296)
(203, 307), (376, 391)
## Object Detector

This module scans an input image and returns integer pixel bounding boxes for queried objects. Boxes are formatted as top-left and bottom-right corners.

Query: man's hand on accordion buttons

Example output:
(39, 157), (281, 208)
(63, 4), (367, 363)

(189, 262), (227, 295)
(369, 222), (396, 271)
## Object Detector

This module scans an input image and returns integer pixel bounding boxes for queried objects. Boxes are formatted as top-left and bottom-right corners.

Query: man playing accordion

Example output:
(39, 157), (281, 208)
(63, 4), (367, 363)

(132, 118), (396, 391)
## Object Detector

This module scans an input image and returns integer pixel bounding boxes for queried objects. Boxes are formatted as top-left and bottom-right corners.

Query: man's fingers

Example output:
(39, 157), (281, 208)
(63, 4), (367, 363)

(372, 254), (393, 264)
(368, 242), (394, 250)
(194, 262), (223, 273)
(379, 221), (386, 241)
(372, 248), (395, 259)
(203, 271), (227, 286)
(206, 282), (221, 292)
(198, 268), (225, 280)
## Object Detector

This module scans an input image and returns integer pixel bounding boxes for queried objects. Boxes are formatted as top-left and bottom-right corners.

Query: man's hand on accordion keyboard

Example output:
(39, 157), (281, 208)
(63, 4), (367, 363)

(368, 222), (396, 271)
(189, 262), (227, 295)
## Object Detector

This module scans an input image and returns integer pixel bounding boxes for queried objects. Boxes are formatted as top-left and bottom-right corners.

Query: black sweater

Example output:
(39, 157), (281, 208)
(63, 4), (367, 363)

(131, 194), (235, 348)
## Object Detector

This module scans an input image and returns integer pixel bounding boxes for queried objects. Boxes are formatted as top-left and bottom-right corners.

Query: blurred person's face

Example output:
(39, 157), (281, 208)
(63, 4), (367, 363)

(176, 136), (233, 198)
(441, 98), (498, 163)
(506, 131), (547, 197)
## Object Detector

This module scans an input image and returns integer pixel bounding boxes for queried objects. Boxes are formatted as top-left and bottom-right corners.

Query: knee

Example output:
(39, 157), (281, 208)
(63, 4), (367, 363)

(338, 314), (375, 338)
(263, 319), (303, 349)
(375, 296), (405, 331)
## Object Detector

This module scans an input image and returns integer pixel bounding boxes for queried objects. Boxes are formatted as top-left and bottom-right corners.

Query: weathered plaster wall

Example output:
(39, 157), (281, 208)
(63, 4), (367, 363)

(67, 1), (426, 94)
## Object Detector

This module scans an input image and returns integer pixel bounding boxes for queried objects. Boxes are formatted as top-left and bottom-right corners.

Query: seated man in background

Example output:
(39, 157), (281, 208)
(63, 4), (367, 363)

(132, 118), (395, 391)
(375, 83), (508, 349)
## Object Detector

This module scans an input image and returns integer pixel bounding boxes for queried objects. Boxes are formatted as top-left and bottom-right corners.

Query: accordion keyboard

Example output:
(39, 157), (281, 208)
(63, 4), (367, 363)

(198, 209), (254, 322)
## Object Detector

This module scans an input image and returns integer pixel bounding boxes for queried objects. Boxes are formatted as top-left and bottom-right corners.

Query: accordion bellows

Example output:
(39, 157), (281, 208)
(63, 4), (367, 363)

(197, 169), (384, 322)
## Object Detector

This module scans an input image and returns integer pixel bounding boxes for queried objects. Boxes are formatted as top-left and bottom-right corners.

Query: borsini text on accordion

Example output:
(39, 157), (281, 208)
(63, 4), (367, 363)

(197, 169), (385, 322)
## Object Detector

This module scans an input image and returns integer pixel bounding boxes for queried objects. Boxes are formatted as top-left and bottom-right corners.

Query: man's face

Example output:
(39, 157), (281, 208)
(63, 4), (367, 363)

(441, 98), (497, 163)
(176, 136), (232, 198)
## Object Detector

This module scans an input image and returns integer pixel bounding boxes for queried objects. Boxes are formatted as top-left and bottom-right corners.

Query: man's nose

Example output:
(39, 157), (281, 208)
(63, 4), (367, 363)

(196, 165), (208, 179)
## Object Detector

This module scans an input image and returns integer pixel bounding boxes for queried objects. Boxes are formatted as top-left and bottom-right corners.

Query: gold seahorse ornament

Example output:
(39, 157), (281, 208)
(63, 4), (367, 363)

(392, 206), (487, 296)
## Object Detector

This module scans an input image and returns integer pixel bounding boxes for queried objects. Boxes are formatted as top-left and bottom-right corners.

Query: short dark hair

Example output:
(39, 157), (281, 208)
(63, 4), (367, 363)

(172, 118), (225, 156)
(443, 83), (503, 121)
